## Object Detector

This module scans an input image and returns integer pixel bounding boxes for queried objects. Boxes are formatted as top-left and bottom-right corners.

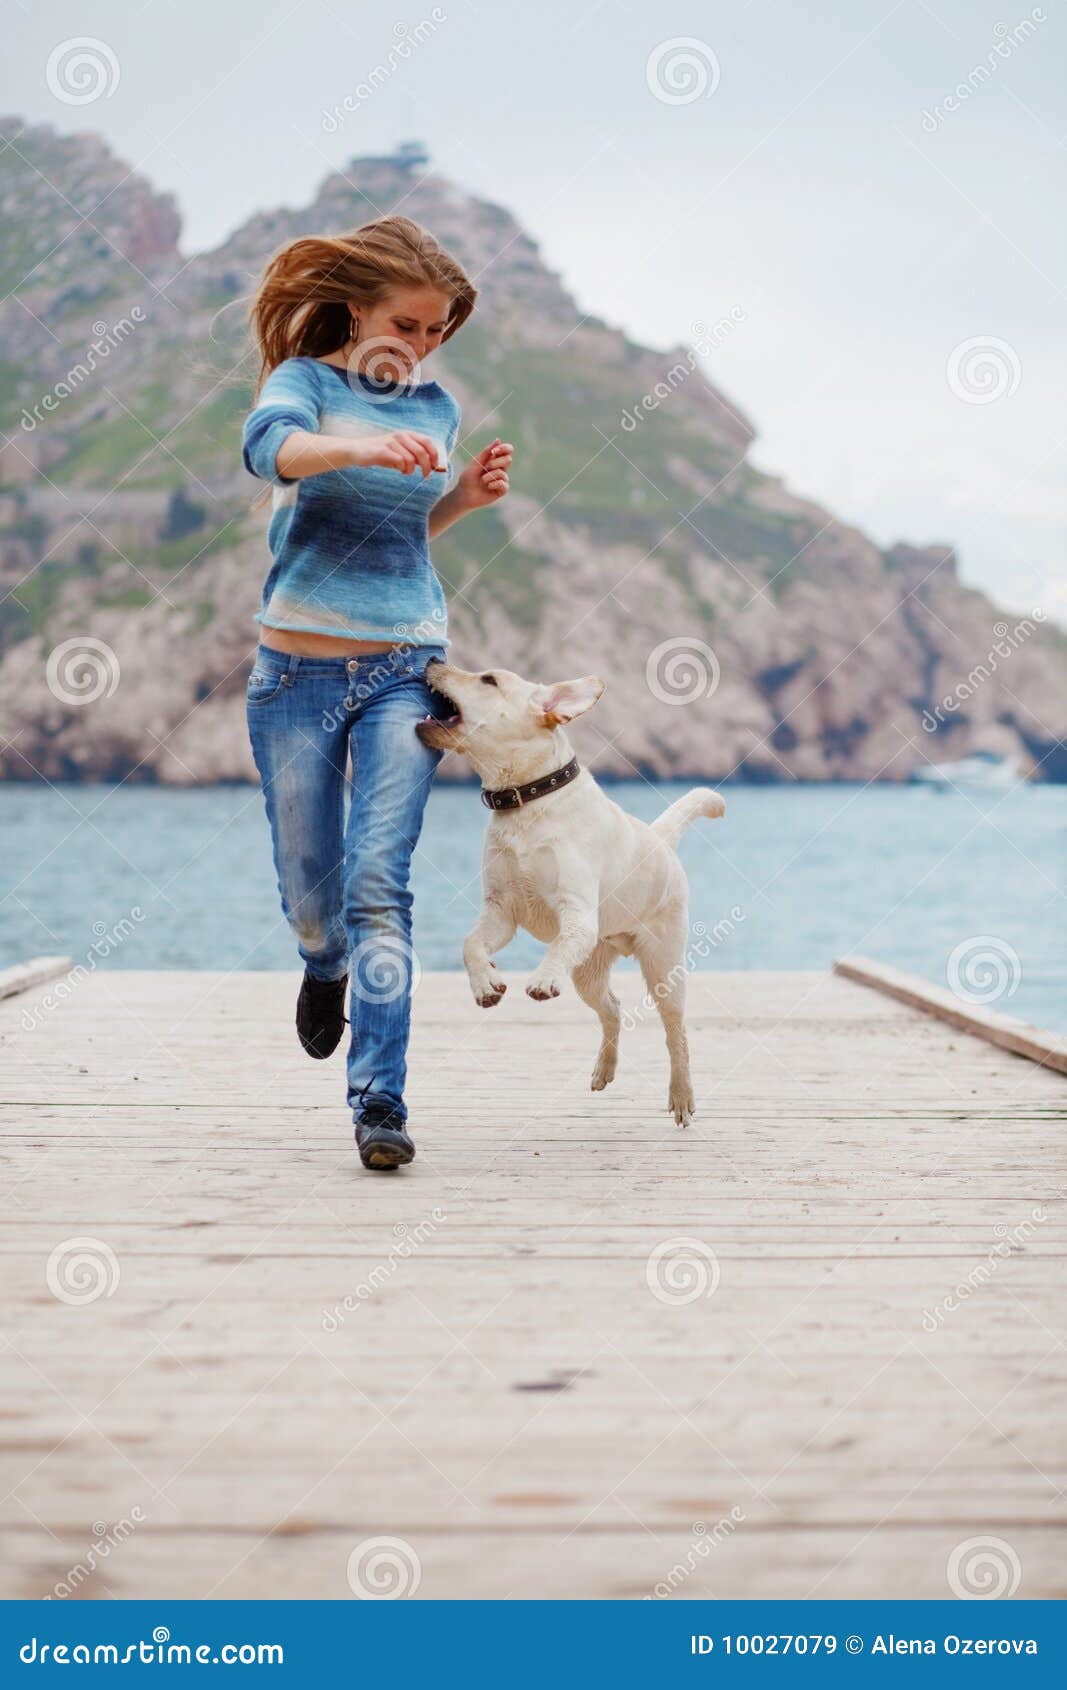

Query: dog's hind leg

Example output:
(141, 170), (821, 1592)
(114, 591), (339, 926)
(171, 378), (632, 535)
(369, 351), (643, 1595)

(572, 942), (622, 1092)
(635, 912), (694, 1126)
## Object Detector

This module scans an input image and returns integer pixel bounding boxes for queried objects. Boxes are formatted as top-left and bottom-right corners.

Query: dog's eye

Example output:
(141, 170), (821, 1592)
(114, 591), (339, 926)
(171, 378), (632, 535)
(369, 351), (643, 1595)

(480, 673), (498, 686)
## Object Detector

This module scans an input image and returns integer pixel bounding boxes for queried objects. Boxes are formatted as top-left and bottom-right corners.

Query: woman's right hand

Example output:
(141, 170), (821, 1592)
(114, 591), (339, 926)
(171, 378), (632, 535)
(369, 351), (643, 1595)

(347, 431), (442, 478)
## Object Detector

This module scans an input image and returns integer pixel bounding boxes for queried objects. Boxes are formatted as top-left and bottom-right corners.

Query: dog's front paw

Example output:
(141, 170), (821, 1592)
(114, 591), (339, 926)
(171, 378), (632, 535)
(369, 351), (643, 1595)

(668, 1084), (695, 1128)
(470, 966), (507, 1008)
(526, 973), (562, 1001)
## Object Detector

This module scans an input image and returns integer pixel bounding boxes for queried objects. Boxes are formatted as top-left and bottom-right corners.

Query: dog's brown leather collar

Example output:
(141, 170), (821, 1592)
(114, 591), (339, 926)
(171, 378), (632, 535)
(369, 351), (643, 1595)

(480, 755), (581, 811)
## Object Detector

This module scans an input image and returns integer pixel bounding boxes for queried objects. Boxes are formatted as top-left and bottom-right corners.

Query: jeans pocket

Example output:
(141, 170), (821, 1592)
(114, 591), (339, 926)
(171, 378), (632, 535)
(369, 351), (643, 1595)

(246, 666), (288, 706)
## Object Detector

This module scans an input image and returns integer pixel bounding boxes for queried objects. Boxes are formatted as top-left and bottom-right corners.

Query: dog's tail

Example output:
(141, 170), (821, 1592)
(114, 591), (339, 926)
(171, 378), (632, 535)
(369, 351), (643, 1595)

(649, 787), (726, 852)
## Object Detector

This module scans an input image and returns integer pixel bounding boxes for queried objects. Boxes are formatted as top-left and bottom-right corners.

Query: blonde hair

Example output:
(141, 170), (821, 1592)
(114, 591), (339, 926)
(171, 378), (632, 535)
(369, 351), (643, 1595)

(246, 214), (477, 395)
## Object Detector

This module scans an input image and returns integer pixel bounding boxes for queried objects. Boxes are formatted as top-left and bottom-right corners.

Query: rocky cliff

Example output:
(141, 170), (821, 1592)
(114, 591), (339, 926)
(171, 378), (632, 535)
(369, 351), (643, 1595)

(1, 117), (1062, 785)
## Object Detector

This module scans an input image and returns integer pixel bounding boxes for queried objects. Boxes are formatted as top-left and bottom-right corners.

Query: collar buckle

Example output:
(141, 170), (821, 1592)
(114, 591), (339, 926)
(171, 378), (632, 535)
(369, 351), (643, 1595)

(481, 783), (524, 810)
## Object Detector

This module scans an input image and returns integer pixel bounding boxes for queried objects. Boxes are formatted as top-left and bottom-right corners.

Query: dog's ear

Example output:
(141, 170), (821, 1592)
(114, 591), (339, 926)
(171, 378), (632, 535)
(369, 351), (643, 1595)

(532, 675), (605, 728)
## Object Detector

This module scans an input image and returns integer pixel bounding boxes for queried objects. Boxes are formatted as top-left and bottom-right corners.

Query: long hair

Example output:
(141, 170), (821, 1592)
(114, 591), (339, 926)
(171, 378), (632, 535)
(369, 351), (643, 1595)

(246, 214), (477, 396)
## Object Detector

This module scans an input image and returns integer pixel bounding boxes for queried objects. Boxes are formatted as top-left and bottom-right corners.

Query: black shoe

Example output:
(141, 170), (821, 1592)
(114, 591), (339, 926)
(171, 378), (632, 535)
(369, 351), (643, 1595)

(296, 969), (348, 1059)
(354, 1101), (415, 1170)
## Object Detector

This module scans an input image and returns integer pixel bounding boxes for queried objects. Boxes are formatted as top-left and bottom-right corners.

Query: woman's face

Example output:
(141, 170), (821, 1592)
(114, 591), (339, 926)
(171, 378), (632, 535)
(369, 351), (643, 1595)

(350, 285), (453, 382)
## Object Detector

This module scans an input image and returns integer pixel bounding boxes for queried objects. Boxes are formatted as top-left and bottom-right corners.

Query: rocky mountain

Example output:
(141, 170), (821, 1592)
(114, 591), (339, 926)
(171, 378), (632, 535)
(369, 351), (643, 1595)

(0, 117), (1063, 785)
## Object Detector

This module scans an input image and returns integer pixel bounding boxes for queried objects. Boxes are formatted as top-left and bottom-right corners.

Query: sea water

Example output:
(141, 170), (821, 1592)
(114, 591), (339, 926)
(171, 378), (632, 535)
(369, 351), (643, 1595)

(1, 780), (1063, 1032)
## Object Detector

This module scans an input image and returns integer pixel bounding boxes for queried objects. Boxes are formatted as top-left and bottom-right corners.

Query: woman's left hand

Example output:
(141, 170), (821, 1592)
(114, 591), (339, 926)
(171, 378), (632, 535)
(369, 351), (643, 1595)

(458, 438), (513, 508)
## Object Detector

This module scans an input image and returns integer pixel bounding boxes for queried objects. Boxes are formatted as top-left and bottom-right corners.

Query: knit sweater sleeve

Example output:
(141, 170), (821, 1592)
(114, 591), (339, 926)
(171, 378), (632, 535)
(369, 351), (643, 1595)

(241, 359), (323, 485)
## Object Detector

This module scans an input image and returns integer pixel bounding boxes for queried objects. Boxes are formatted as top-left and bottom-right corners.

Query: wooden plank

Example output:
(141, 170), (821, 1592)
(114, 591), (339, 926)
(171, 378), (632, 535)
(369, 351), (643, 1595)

(835, 954), (1067, 1075)
(1, 968), (1064, 1599)
(3, 1526), (1064, 1603)
(0, 955), (72, 1000)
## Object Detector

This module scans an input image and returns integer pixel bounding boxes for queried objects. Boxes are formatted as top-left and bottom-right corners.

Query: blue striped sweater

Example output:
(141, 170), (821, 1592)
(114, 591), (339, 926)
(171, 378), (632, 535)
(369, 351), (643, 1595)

(241, 355), (462, 644)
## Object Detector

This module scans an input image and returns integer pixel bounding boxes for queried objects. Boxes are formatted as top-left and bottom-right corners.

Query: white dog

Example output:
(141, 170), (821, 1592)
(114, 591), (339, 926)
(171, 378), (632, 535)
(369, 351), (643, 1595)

(416, 660), (725, 1125)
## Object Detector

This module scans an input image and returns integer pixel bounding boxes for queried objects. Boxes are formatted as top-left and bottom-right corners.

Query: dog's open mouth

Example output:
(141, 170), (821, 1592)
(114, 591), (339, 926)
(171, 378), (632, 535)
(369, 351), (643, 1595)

(434, 695), (462, 727)
(420, 676), (462, 730)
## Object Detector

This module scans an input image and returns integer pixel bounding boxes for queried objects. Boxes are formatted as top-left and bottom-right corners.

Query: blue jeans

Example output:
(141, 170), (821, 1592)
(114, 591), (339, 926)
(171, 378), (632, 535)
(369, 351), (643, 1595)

(246, 640), (450, 1123)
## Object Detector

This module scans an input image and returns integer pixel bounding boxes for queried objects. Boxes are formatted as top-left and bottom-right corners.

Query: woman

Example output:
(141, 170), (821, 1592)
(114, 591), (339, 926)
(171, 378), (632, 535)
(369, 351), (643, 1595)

(241, 215), (512, 1170)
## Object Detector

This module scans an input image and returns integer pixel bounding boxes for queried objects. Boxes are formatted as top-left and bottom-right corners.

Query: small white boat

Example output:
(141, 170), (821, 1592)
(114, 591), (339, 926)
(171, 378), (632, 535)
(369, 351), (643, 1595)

(912, 750), (1026, 790)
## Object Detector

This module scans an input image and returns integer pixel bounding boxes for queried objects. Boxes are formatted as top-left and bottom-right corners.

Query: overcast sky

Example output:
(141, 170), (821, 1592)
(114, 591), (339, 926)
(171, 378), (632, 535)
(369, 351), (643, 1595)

(6, 0), (1064, 619)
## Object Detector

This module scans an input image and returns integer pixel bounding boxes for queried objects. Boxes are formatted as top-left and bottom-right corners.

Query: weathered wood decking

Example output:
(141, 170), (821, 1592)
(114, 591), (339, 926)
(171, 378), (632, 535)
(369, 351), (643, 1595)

(1, 967), (1064, 1600)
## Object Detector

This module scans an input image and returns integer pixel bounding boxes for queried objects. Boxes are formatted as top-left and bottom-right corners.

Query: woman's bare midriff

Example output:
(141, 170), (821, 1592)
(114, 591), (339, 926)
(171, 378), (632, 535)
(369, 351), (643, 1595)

(259, 627), (403, 657)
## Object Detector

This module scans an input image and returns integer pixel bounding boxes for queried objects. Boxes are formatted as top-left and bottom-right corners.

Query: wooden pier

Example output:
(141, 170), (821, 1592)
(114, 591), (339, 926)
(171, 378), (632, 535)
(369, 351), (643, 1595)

(1, 966), (1064, 1599)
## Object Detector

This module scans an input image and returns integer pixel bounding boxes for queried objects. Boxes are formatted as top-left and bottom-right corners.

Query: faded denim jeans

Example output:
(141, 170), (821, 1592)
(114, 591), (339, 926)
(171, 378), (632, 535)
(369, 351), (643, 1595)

(246, 640), (451, 1123)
